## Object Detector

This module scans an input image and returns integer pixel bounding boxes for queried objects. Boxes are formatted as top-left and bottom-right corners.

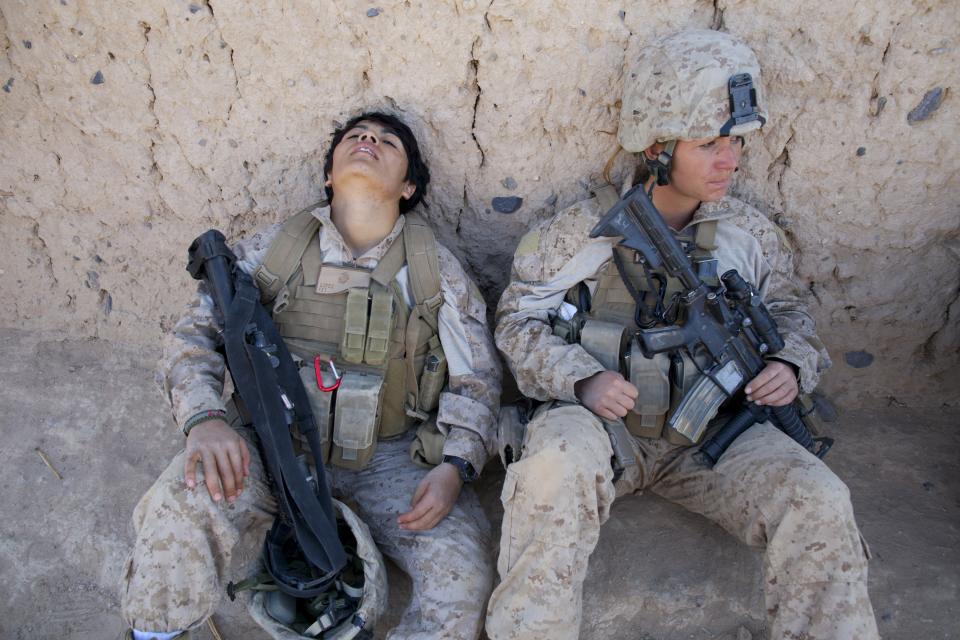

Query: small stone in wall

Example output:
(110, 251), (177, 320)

(843, 350), (874, 368)
(856, 147), (866, 156)
(90, 70), (104, 85)
(907, 87), (944, 123)
(23, 40), (32, 49)
(501, 176), (517, 190)
(492, 196), (523, 214)
(189, 3), (201, 13)
(3, 77), (13, 93)
(367, 7), (381, 17)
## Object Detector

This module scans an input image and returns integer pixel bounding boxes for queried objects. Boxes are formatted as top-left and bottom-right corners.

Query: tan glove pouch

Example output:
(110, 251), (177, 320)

(330, 370), (385, 471)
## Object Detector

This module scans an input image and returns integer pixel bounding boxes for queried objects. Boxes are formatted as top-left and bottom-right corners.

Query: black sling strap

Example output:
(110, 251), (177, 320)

(188, 230), (347, 583)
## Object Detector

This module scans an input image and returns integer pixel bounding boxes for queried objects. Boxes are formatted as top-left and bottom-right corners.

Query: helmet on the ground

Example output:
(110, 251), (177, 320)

(243, 500), (387, 639)
(618, 29), (768, 155)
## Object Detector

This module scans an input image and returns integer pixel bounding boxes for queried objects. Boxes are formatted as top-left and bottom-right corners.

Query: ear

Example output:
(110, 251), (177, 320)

(324, 177), (332, 188)
(643, 142), (663, 162)
(400, 182), (416, 200)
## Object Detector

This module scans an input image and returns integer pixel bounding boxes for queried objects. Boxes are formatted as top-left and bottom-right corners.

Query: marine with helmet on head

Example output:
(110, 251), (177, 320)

(118, 111), (501, 640)
(485, 29), (879, 640)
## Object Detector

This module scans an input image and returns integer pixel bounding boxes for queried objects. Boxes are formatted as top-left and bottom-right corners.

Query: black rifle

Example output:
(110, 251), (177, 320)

(187, 230), (347, 594)
(590, 185), (831, 466)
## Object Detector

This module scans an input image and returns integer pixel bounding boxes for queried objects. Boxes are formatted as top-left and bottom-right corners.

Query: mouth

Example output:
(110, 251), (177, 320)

(707, 177), (731, 188)
(352, 144), (378, 160)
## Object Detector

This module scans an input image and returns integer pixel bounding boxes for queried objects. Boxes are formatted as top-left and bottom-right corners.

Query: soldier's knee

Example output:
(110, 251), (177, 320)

(781, 463), (854, 523)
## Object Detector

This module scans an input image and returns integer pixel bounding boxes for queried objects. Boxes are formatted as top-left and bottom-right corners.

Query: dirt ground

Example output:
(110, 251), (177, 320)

(1, 328), (957, 639)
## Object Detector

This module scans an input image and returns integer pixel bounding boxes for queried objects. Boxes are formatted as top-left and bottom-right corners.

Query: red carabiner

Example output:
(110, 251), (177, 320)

(314, 356), (342, 392)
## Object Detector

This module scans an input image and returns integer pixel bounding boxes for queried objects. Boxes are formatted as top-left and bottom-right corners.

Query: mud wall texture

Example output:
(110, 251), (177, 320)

(1, 0), (957, 406)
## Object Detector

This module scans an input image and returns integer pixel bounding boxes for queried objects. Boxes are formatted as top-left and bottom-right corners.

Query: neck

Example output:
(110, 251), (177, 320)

(330, 191), (401, 257)
(644, 178), (698, 231)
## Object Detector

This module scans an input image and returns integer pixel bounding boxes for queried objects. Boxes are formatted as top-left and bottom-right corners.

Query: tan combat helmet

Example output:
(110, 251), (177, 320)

(618, 29), (768, 185)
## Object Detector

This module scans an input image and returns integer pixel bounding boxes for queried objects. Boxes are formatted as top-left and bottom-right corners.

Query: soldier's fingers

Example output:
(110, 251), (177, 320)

(398, 499), (434, 527)
(619, 381), (640, 400)
(761, 384), (797, 407)
(752, 378), (789, 404)
(606, 400), (630, 419)
(745, 368), (776, 394)
(614, 394), (635, 415)
(420, 506), (448, 531)
(401, 503), (439, 531)
(747, 371), (787, 399)
(409, 477), (430, 508)
(214, 448), (237, 502)
(184, 450), (201, 489)
(239, 440), (251, 476)
(201, 451), (223, 502)
(225, 444), (245, 494)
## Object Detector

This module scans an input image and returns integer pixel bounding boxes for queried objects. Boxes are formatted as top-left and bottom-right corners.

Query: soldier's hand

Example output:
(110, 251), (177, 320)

(397, 463), (463, 532)
(746, 361), (799, 407)
(575, 371), (639, 420)
(184, 419), (251, 504)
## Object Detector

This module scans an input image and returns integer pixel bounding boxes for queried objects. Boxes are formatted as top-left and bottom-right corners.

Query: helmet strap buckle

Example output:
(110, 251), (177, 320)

(646, 140), (677, 186)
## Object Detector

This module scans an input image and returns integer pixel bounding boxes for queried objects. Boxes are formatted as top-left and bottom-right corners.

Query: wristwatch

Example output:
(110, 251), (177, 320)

(441, 455), (479, 483)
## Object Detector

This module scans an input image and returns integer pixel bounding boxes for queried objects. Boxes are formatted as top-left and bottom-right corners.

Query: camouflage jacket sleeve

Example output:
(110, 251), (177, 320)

(160, 223), (284, 431)
(719, 202), (831, 392)
(494, 199), (614, 403)
(435, 244), (502, 474)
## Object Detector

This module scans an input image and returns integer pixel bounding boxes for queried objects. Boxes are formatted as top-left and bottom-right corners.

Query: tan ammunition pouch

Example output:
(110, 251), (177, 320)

(559, 189), (721, 444)
(254, 204), (446, 470)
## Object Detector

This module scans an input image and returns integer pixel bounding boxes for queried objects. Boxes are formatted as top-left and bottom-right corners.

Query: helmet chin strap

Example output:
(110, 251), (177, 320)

(645, 139), (677, 187)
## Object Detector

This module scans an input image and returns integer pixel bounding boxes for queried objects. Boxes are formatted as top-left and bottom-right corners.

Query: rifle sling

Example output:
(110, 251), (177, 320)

(225, 269), (347, 574)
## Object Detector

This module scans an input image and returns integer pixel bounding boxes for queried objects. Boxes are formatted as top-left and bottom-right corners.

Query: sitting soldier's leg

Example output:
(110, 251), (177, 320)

(332, 432), (494, 640)
(651, 421), (878, 640)
(120, 425), (276, 634)
(485, 404), (619, 640)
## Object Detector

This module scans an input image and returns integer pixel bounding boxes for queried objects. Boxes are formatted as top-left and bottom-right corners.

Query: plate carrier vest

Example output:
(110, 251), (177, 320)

(252, 203), (447, 470)
(557, 186), (721, 445)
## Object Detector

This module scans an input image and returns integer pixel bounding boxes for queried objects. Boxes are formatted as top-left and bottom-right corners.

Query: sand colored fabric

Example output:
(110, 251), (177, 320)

(485, 404), (878, 640)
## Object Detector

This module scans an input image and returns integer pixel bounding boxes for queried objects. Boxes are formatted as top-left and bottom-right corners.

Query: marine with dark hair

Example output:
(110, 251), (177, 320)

(486, 31), (878, 640)
(119, 111), (500, 640)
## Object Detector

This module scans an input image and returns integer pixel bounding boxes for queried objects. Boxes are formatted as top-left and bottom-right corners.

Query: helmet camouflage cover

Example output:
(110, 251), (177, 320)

(618, 29), (768, 152)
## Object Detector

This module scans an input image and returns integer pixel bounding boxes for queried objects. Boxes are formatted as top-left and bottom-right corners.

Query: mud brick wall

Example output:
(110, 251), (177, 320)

(1, 0), (957, 405)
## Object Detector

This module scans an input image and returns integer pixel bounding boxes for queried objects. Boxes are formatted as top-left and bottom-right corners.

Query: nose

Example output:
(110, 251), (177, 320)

(358, 130), (380, 144)
(715, 139), (739, 171)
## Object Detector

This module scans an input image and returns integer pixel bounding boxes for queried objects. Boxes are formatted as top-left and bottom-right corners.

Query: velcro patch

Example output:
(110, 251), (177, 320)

(316, 266), (372, 294)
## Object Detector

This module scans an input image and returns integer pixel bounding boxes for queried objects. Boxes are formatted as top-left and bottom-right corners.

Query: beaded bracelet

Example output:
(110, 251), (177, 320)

(182, 409), (228, 436)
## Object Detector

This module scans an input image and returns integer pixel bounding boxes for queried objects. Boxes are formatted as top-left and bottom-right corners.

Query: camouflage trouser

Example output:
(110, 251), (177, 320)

(485, 403), (878, 640)
(120, 424), (493, 640)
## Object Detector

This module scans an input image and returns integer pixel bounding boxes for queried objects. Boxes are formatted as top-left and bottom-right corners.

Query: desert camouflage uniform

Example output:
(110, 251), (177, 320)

(121, 205), (500, 640)
(485, 194), (878, 640)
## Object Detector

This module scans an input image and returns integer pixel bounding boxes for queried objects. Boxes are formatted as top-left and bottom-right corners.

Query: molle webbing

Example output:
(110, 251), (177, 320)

(253, 202), (326, 306)
(258, 209), (445, 458)
(581, 215), (719, 440)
